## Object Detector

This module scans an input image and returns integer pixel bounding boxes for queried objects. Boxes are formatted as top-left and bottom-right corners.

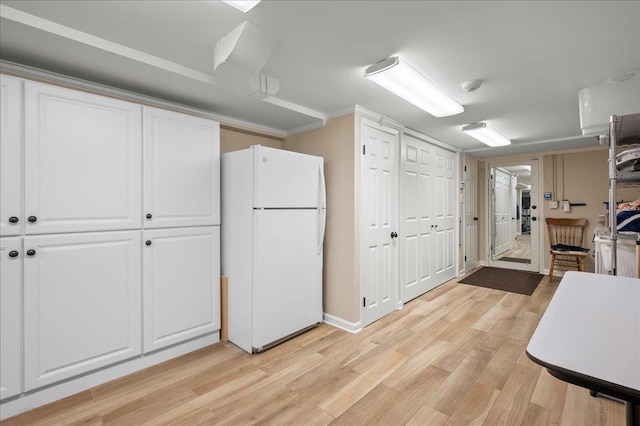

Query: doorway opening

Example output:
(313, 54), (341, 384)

(486, 160), (540, 272)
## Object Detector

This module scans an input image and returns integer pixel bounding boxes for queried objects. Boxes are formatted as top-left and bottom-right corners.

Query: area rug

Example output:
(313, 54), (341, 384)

(499, 257), (531, 264)
(458, 267), (544, 296)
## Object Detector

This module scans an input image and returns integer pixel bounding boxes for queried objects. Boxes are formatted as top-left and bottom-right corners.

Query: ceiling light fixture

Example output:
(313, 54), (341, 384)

(364, 56), (463, 117)
(222, 0), (261, 13)
(462, 122), (511, 147)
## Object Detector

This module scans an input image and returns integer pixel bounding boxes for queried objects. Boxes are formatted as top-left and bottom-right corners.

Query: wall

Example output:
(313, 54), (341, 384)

(542, 149), (639, 271)
(282, 114), (359, 324)
(220, 127), (282, 153)
(476, 147), (638, 273)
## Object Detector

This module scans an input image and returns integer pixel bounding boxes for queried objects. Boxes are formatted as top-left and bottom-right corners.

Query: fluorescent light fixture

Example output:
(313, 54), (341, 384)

(222, 0), (261, 13)
(364, 56), (463, 117)
(462, 122), (511, 147)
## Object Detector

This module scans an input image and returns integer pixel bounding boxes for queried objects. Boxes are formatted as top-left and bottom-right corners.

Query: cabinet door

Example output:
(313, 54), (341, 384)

(24, 81), (142, 234)
(143, 226), (220, 353)
(0, 75), (23, 237)
(24, 231), (142, 391)
(0, 237), (22, 400)
(143, 106), (220, 229)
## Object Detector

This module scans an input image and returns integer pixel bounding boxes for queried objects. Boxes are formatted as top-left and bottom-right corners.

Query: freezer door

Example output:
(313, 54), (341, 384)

(254, 146), (325, 208)
(252, 209), (323, 350)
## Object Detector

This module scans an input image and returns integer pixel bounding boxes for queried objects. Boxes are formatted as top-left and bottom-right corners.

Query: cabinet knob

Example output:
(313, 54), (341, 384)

(145, 240), (152, 246)
(146, 214), (152, 219)
(28, 216), (38, 223)
(8, 216), (19, 224)
(26, 249), (36, 256)
(8, 250), (19, 258)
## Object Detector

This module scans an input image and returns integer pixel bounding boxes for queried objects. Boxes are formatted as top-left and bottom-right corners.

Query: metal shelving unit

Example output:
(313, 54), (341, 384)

(608, 113), (640, 276)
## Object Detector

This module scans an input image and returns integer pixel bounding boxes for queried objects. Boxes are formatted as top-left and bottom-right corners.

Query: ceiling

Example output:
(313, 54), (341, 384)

(1, 1), (639, 157)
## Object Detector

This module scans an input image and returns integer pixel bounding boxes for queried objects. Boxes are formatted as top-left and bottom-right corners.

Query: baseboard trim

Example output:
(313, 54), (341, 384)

(323, 313), (362, 334)
(0, 333), (220, 420)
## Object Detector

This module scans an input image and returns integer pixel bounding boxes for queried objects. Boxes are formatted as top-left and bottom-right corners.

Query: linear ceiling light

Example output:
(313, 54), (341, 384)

(222, 1), (261, 13)
(364, 56), (463, 117)
(462, 122), (511, 147)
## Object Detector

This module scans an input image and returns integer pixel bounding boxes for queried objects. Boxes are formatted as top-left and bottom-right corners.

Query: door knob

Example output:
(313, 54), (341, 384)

(27, 216), (37, 223)
(145, 240), (152, 246)
(531, 217), (537, 221)
(473, 217), (479, 221)
(531, 205), (537, 210)
(8, 250), (19, 258)
(390, 232), (398, 239)
(8, 216), (18, 223)
(146, 214), (152, 219)
(26, 249), (36, 256)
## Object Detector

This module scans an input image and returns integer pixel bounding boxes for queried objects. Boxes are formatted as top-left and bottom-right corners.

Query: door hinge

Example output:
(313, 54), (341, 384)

(363, 297), (366, 307)
(464, 255), (467, 261)
(363, 145), (366, 155)
(464, 165), (467, 172)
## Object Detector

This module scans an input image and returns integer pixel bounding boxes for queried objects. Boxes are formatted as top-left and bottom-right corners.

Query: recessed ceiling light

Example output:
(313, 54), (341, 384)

(222, 0), (261, 13)
(364, 56), (463, 117)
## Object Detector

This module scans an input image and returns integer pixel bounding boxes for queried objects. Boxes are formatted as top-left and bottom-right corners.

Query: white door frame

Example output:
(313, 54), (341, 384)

(463, 156), (478, 272)
(485, 158), (543, 272)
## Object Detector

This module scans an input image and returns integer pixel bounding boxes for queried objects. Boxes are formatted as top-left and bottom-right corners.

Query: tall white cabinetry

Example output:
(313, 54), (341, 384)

(0, 237), (21, 400)
(0, 74), (220, 418)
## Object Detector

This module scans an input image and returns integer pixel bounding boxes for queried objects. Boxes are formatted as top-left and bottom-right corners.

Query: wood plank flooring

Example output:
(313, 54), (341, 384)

(2, 271), (626, 425)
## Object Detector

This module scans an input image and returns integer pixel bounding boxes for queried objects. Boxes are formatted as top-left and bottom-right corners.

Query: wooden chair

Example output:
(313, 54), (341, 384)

(546, 218), (588, 281)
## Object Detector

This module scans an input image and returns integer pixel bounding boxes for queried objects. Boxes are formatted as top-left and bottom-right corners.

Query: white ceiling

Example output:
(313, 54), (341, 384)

(1, 1), (639, 157)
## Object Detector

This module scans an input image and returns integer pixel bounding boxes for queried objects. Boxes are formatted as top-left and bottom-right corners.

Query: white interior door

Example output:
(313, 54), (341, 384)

(464, 157), (478, 271)
(252, 209), (323, 351)
(0, 75), (22, 237)
(492, 168), (511, 256)
(361, 121), (398, 327)
(432, 145), (457, 283)
(400, 135), (434, 303)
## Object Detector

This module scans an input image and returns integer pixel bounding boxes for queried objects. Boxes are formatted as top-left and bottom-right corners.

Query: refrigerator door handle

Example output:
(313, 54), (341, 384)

(318, 208), (326, 255)
(319, 164), (327, 210)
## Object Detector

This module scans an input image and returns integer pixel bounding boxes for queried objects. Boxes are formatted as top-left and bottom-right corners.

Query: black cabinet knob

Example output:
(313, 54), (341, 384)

(531, 216), (537, 221)
(28, 216), (37, 223)
(391, 231), (398, 239)
(26, 249), (36, 256)
(145, 240), (152, 246)
(8, 216), (19, 224)
(8, 250), (19, 258)
(146, 214), (152, 219)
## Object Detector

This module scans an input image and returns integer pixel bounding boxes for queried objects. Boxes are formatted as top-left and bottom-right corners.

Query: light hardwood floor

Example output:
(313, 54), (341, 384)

(2, 271), (625, 425)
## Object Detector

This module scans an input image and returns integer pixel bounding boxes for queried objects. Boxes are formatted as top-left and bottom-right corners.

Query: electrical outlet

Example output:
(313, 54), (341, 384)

(550, 201), (558, 209)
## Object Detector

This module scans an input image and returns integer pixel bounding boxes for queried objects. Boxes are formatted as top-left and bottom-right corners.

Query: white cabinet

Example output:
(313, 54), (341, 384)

(24, 81), (142, 234)
(23, 231), (142, 391)
(0, 75), (23, 237)
(143, 107), (220, 229)
(143, 226), (220, 353)
(0, 237), (22, 400)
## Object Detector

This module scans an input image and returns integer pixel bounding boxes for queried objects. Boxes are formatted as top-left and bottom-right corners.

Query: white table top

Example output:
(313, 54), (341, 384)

(527, 271), (640, 393)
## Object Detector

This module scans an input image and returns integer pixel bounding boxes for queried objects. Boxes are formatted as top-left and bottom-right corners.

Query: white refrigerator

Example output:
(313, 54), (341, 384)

(221, 145), (325, 353)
